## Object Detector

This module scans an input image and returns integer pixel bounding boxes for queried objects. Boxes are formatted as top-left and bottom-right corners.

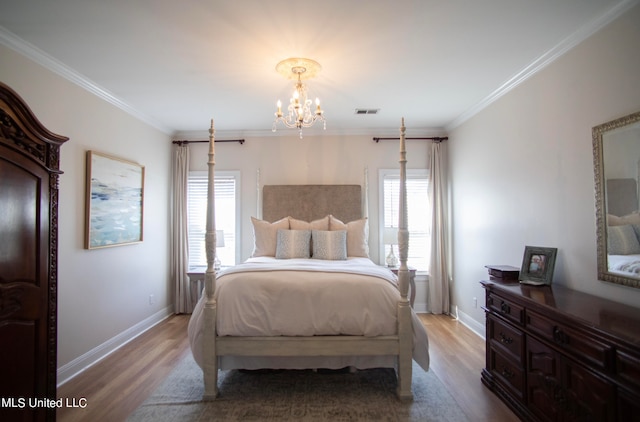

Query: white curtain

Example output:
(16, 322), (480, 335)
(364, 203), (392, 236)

(428, 141), (450, 314)
(170, 144), (192, 313)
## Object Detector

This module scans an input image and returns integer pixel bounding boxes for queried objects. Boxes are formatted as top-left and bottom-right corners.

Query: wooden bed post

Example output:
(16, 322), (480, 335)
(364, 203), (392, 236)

(396, 117), (413, 401)
(203, 119), (219, 400)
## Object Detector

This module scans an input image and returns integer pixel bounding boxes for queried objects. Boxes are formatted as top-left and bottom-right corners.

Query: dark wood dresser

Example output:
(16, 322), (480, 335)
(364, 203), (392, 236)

(0, 82), (68, 421)
(481, 280), (640, 421)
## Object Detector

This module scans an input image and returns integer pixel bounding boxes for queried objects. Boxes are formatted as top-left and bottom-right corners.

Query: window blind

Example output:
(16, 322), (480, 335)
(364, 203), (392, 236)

(187, 173), (237, 267)
(383, 174), (430, 271)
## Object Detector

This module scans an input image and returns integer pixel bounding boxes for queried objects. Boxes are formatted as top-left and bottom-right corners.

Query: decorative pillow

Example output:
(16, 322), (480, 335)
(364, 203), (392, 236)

(610, 212), (640, 226)
(250, 216), (290, 257)
(607, 214), (623, 226)
(288, 215), (330, 231)
(275, 229), (311, 259)
(632, 224), (640, 241)
(328, 215), (369, 257)
(289, 215), (330, 255)
(607, 224), (640, 255)
(312, 230), (347, 260)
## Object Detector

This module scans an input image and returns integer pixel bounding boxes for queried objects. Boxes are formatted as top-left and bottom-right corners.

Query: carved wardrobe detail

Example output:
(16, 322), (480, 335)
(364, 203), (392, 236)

(0, 82), (68, 421)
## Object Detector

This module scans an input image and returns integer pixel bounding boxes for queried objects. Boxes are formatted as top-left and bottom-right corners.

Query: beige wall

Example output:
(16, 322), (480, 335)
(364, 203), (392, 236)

(0, 44), (172, 379)
(449, 4), (640, 331)
(185, 134), (430, 264)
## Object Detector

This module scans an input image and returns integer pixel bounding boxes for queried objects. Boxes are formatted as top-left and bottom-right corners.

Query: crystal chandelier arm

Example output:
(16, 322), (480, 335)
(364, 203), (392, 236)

(272, 57), (326, 138)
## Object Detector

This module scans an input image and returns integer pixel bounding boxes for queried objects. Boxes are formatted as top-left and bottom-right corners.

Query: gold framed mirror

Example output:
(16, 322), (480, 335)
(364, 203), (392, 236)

(593, 111), (640, 288)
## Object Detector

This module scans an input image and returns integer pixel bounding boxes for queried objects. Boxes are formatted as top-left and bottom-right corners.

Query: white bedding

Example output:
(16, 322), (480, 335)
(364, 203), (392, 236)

(188, 257), (429, 371)
(608, 253), (640, 275)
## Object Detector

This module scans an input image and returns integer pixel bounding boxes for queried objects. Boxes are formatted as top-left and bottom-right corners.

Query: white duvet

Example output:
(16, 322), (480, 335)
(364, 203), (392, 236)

(188, 257), (430, 371)
(608, 253), (640, 275)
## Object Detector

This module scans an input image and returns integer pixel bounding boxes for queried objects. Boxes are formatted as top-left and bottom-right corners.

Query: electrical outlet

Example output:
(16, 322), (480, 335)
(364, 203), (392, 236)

(149, 294), (155, 305)
(473, 297), (477, 308)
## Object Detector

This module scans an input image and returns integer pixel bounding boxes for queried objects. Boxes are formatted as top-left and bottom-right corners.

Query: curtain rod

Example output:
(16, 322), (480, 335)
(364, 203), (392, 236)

(172, 139), (245, 145)
(373, 136), (448, 143)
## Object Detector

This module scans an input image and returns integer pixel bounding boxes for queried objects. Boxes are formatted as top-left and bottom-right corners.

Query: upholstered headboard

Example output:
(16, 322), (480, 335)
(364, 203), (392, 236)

(262, 185), (362, 223)
(607, 178), (638, 216)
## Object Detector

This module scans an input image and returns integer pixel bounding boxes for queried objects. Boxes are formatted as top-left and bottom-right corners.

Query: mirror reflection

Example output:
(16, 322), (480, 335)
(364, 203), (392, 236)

(594, 111), (640, 288)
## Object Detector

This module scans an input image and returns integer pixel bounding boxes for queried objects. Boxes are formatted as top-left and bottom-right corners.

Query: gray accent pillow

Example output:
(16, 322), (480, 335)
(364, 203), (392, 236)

(289, 215), (330, 255)
(608, 224), (640, 255)
(275, 229), (311, 259)
(312, 230), (347, 260)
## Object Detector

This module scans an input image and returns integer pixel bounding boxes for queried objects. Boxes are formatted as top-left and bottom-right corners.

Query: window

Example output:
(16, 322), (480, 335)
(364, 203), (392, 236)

(379, 169), (430, 271)
(187, 171), (240, 267)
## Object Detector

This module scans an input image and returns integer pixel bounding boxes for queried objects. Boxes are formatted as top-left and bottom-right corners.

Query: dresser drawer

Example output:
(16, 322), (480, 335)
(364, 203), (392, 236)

(488, 314), (524, 364)
(526, 310), (613, 371)
(487, 292), (524, 326)
(488, 347), (525, 400)
(616, 349), (640, 390)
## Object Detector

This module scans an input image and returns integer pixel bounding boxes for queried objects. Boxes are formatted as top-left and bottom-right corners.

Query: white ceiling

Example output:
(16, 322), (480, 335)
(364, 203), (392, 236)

(0, 0), (635, 138)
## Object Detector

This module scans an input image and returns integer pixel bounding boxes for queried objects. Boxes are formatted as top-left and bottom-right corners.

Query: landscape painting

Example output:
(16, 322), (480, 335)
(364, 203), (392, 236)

(85, 151), (145, 249)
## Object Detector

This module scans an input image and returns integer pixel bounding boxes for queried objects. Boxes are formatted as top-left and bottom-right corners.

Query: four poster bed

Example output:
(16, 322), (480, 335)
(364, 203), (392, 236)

(188, 118), (429, 400)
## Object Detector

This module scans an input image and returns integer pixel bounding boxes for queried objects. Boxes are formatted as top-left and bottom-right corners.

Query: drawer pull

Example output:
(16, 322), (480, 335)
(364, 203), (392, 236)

(500, 301), (511, 314)
(553, 386), (567, 407)
(499, 332), (513, 345)
(500, 367), (514, 379)
(553, 326), (569, 345)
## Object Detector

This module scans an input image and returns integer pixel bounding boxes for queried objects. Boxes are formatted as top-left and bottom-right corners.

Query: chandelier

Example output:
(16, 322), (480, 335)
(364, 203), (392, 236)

(272, 58), (326, 138)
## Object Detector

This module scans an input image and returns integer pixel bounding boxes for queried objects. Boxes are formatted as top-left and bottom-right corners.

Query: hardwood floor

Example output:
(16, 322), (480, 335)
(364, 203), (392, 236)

(418, 314), (518, 422)
(57, 316), (191, 422)
(57, 313), (518, 421)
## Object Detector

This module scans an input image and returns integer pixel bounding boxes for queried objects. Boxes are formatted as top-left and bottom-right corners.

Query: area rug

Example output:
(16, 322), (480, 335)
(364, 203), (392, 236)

(127, 353), (468, 421)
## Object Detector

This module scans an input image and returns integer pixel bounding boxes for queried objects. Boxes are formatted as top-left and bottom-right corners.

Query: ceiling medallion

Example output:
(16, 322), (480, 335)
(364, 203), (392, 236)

(272, 57), (326, 139)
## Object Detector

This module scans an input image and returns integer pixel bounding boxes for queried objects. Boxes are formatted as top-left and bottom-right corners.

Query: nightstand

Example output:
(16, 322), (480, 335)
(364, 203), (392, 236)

(187, 266), (229, 304)
(187, 266), (206, 305)
(388, 267), (416, 307)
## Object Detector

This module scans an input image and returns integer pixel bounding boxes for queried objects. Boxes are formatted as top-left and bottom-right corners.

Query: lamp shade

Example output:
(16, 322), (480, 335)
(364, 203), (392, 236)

(216, 230), (225, 247)
(383, 227), (398, 245)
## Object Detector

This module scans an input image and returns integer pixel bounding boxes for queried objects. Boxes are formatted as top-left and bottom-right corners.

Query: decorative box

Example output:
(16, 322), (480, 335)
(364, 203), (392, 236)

(485, 265), (520, 282)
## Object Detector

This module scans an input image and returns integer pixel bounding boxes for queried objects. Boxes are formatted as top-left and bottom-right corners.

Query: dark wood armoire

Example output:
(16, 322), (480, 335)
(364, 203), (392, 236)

(0, 82), (68, 421)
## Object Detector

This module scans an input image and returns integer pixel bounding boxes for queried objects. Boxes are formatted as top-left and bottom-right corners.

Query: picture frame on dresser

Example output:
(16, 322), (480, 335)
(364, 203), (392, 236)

(519, 246), (557, 286)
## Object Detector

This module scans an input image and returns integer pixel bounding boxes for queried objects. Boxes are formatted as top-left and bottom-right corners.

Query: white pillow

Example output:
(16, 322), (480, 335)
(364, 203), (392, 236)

(275, 229), (311, 259)
(312, 230), (347, 260)
(250, 216), (290, 257)
(328, 215), (369, 257)
(608, 224), (640, 255)
(609, 212), (640, 226)
(288, 215), (330, 231)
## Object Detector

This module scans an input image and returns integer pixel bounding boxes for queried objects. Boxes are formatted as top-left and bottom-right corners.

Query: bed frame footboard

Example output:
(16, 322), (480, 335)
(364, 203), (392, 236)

(202, 118), (413, 401)
(204, 313), (414, 401)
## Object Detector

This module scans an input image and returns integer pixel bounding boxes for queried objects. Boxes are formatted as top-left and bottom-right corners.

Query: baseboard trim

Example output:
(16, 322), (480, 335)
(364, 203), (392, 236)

(452, 306), (486, 340)
(57, 305), (174, 386)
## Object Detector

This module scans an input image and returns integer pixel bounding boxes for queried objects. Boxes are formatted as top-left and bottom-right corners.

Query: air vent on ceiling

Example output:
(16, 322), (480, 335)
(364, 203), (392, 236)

(355, 108), (380, 115)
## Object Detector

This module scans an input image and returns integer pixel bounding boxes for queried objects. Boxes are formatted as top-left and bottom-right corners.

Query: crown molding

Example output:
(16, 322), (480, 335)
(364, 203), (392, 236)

(0, 26), (172, 134)
(446, 0), (639, 131)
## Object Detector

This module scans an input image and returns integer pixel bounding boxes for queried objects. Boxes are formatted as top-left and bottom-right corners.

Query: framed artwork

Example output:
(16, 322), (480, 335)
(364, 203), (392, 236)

(519, 246), (557, 286)
(85, 151), (145, 249)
